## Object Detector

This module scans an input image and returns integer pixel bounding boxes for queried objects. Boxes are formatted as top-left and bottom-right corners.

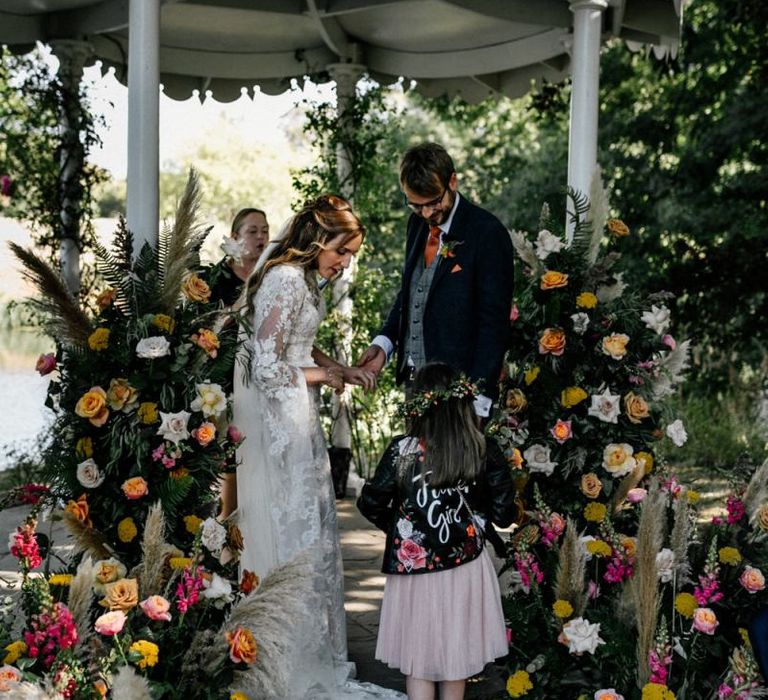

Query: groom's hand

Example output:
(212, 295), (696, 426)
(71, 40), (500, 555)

(342, 367), (377, 392)
(356, 345), (386, 376)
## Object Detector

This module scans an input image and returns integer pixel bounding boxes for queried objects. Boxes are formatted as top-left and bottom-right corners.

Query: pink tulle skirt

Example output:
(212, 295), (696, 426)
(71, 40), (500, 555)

(375, 548), (508, 681)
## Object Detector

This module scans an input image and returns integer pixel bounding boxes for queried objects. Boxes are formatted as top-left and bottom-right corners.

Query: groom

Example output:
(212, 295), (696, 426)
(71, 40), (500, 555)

(357, 142), (514, 414)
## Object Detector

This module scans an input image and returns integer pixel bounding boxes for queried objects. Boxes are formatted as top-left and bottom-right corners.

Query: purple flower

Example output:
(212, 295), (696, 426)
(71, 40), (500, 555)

(0, 175), (12, 197)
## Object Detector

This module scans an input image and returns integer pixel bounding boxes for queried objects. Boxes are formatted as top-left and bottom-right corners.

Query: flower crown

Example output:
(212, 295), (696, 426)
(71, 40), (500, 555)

(400, 375), (481, 421)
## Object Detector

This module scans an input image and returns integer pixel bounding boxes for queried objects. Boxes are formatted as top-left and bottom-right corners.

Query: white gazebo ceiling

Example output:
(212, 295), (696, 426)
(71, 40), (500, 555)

(1, 0), (682, 102)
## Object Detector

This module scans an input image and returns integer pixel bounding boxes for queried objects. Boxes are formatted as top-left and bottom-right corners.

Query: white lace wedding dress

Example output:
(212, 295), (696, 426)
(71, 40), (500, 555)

(233, 264), (404, 700)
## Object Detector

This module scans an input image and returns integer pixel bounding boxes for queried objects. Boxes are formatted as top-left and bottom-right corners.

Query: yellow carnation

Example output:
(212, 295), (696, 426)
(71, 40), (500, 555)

(674, 592), (697, 618)
(718, 547), (742, 566)
(88, 327), (111, 352)
(184, 515), (203, 535)
(584, 502), (607, 523)
(152, 313), (176, 334)
(524, 366), (540, 385)
(552, 599), (573, 619)
(117, 517), (138, 543)
(137, 402), (159, 425)
(169, 557), (194, 570)
(641, 683), (675, 700)
(561, 386), (588, 408)
(3, 641), (27, 665)
(506, 670), (533, 697)
(636, 451), (654, 475)
(576, 292), (598, 309)
(129, 640), (159, 669)
(48, 574), (74, 587)
(587, 540), (612, 557)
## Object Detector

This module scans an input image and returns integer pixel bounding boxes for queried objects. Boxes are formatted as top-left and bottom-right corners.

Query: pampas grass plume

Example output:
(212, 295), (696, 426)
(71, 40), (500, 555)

(111, 665), (152, 700)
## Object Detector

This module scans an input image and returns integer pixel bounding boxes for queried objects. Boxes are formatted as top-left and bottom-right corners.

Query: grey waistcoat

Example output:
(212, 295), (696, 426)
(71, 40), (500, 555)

(402, 257), (439, 380)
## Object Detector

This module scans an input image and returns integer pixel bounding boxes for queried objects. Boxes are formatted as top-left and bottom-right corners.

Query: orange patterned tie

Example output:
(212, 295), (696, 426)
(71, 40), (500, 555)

(424, 226), (441, 267)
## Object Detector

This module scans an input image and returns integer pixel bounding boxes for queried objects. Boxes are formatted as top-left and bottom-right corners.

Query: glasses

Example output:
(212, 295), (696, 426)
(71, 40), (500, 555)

(404, 185), (448, 213)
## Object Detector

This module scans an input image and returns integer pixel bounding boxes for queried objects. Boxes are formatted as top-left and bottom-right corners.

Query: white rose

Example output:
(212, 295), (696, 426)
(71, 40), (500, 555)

(571, 312), (590, 335)
(666, 419), (688, 447)
(76, 458), (105, 489)
(587, 388), (621, 424)
(534, 229), (564, 260)
(201, 572), (233, 605)
(396, 518), (414, 539)
(602, 443), (638, 478)
(561, 617), (605, 655)
(200, 517), (227, 555)
(656, 548), (676, 583)
(157, 410), (191, 445)
(580, 535), (596, 562)
(523, 444), (557, 476)
(641, 304), (671, 335)
(136, 336), (171, 359)
(190, 382), (227, 418)
(220, 237), (245, 263)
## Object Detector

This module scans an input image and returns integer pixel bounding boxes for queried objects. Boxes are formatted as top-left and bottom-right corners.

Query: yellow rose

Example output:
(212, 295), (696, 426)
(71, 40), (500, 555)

(129, 640), (159, 669)
(182, 274), (211, 303)
(107, 378), (139, 412)
(584, 502), (607, 523)
(756, 504), (768, 531)
(117, 517), (138, 543)
(95, 288), (117, 310)
(524, 366), (540, 385)
(191, 328), (220, 358)
(718, 547), (742, 565)
(505, 389), (528, 414)
(580, 473), (603, 499)
(506, 670), (533, 698)
(586, 540), (612, 557)
(508, 447), (524, 469)
(100, 577), (139, 612)
(674, 592), (697, 618)
(576, 292), (598, 309)
(620, 536), (637, 558)
(184, 515), (203, 535)
(607, 219), (630, 237)
(65, 493), (92, 528)
(561, 386), (588, 408)
(538, 328), (566, 356)
(152, 313), (176, 334)
(3, 640), (27, 665)
(635, 451), (654, 475)
(75, 436), (93, 459)
(88, 327), (111, 352)
(540, 270), (569, 290)
(623, 392), (650, 424)
(122, 476), (148, 500)
(552, 599), (573, 619)
(601, 333), (630, 360)
(137, 402), (159, 424)
(75, 386), (110, 427)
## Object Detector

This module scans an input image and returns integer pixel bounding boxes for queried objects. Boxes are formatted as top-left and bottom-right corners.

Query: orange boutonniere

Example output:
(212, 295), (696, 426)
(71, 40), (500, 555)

(439, 239), (463, 259)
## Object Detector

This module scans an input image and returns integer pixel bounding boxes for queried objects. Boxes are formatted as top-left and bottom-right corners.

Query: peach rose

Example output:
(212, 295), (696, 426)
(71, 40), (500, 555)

(140, 595), (172, 621)
(607, 219), (630, 237)
(75, 386), (110, 427)
(226, 627), (258, 665)
(100, 578), (139, 612)
(65, 494), (92, 528)
(595, 690), (624, 700)
(602, 443), (638, 478)
(95, 288), (117, 310)
(540, 270), (569, 290)
(539, 328), (566, 356)
(0, 665), (21, 691)
(550, 419), (573, 444)
(601, 333), (630, 360)
(191, 328), (220, 358)
(508, 447), (524, 469)
(739, 566), (765, 594)
(94, 610), (126, 636)
(581, 473), (603, 499)
(505, 388), (528, 414)
(192, 421), (217, 446)
(107, 378), (139, 412)
(121, 476), (148, 500)
(94, 558), (127, 591)
(692, 607), (719, 635)
(35, 352), (57, 376)
(755, 504), (768, 532)
(182, 274), (211, 303)
(623, 392), (650, 424)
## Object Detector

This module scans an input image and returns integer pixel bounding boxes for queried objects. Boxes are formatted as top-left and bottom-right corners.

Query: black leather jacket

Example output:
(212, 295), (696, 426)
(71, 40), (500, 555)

(357, 436), (516, 575)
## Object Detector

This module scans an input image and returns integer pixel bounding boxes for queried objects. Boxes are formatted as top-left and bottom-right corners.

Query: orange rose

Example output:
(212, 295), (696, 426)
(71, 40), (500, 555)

(121, 477), (148, 500)
(581, 473), (603, 499)
(107, 378), (139, 412)
(505, 389), (528, 414)
(100, 578), (139, 612)
(240, 570), (260, 595)
(226, 627), (258, 664)
(540, 271), (569, 290)
(192, 421), (216, 446)
(65, 493), (92, 528)
(95, 288), (117, 310)
(624, 392), (650, 424)
(538, 328), (566, 356)
(75, 386), (110, 427)
(508, 447), (524, 469)
(191, 328), (220, 358)
(182, 274), (211, 303)
(607, 219), (630, 237)
(620, 536), (637, 558)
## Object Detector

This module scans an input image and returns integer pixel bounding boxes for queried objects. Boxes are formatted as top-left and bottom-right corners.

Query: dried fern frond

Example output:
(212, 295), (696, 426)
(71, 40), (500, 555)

(136, 502), (174, 597)
(112, 665), (152, 700)
(744, 457), (768, 520)
(510, 230), (542, 275)
(555, 518), (586, 615)
(157, 170), (211, 312)
(8, 242), (92, 346)
(61, 512), (112, 560)
(68, 556), (97, 647)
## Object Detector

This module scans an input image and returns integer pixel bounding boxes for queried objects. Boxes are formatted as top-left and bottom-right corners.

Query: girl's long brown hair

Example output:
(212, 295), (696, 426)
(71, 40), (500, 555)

(408, 363), (486, 487)
(242, 194), (364, 316)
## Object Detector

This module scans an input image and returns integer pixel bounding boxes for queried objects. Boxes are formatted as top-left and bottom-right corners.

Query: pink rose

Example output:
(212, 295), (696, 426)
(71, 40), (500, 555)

(140, 595), (172, 621)
(35, 352), (57, 376)
(739, 566), (765, 594)
(227, 424), (244, 444)
(510, 304), (519, 322)
(692, 607), (719, 635)
(505, 627), (513, 644)
(627, 488), (648, 504)
(396, 539), (428, 571)
(94, 610), (127, 636)
(662, 334), (676, 350)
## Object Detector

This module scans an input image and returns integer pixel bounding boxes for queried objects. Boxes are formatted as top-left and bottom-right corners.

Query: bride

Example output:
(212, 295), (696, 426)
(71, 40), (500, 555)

(230, 195), (402, 699)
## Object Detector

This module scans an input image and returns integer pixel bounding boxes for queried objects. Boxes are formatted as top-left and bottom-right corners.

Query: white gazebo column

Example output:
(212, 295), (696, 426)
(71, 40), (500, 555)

(50, 40), (92, 298)
(127, 0), (160, 257)
(327, 62), (365, 485)
(567, 0), (608, 240)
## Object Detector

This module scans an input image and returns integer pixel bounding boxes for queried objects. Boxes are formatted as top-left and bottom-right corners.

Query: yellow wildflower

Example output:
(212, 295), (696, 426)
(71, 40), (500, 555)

(3, 641), (27, 665)
(586, 540), (612, 558)
(674, 592), (697, 618)
(552, 599), (573, 619)
(506, 670), (533, 697)
(48, 574), (74, 587)
(129, 640), (159, 669)
(524, 366), (540, 385)
(169, 557), (194, 570)
(561, 386), (588, 408)
(137, 402), (159, 425)
(686, 490), (700, 504)
(584, 502), (607, 523)
(88, 328), (111, 351)
(576, 292), (598, 309)
(718, 547), (742, 566)
(117, 517), (138, 543)
(184, 515), (203, 535)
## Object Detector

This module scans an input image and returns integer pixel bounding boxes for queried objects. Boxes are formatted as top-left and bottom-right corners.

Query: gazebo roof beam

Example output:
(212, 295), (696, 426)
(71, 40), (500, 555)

(0, 11), (43, 43)
(180, 0), (304, 13)
(443, 0), (572, 28)
(46, 0), (129, 38)
(314, 0), (414, 17)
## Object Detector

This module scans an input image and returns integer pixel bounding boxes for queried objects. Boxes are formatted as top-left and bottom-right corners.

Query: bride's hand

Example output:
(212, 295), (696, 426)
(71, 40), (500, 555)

(342, 366), (377, 392)
(322, 367), (345, 394)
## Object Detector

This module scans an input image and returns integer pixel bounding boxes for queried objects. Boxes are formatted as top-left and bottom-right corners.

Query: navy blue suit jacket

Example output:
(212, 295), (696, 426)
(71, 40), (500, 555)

(379, 195), (514, 399)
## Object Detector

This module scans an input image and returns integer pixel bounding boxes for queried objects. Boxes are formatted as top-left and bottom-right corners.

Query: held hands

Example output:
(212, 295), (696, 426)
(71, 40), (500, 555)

(321, 367), (345, 394)
(356, 344), (386, 376)
(341, 366), (377, 392)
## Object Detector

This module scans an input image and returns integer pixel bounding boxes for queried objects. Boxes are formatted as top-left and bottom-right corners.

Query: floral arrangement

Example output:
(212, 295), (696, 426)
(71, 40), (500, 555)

(1, 175), (309, 698)
(488, 186), (768, 698)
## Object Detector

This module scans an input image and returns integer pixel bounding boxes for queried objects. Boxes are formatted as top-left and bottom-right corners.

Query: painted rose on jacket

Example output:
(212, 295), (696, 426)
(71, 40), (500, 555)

(396, 538), (428, 572)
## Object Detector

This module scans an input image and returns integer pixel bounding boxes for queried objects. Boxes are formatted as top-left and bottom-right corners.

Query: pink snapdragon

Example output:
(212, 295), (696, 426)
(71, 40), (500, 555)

(176, 566), (205, 613)
(514, 552), (544, 593)
(694, 571), (724, 606)
(23, 603), (78, 668)
(604, 552), (634, 584)
(10, 523), (42, 570)
(649, 647), (672, 685)
(540, 512), (566, 548)
(726, 496), (745, 525)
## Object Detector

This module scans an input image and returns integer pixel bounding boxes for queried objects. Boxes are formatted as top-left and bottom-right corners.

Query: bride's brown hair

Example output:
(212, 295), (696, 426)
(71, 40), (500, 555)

(242, 194), (364, 315)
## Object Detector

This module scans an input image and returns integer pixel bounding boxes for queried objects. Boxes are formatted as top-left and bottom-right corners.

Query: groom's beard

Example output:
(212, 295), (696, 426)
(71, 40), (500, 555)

(425, 192), (455, 227)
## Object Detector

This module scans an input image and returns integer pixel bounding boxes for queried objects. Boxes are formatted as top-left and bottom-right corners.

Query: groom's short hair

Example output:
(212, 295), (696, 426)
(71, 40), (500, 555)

(400, 143), (455, 196)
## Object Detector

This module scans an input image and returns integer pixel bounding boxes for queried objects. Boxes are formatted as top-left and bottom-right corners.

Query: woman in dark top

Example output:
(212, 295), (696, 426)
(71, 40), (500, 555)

(358, 363), (515, 700)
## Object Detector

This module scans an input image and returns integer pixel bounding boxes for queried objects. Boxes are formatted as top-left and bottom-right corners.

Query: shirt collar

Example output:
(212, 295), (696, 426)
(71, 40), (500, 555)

(435, 192), (460, 236)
